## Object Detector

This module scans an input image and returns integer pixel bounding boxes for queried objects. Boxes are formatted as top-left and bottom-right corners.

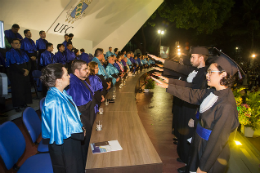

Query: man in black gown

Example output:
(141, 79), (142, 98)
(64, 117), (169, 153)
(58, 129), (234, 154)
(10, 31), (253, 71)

(5, 39), (32, 112)
(151, 47), (209, 173)
(66, 60), (96, 167)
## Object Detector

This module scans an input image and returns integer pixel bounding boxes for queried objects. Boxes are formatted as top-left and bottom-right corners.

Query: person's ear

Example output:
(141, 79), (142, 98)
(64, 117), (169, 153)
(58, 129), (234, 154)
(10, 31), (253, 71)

(222, 71), (227, 78)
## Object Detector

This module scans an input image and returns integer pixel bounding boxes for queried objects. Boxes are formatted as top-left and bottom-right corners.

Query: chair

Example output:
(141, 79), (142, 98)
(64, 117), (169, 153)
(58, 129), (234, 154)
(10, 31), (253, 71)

(0, 121), (53, 173)
(32, 70), (42, 99)
(40, 97), (45, 112)
(22, 107), (49, 152)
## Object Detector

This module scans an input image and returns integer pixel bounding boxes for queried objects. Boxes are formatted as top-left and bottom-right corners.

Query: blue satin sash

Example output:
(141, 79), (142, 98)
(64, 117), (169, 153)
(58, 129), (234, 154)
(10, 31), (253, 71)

(42, 87), (83, 145)
(36, 38), (48, 50)
(21, 37), (37, 53)
(40, 50), (55, 67)
(196, 123), (212, 141)
(5, 48), (30, 67)
(88, 75), (103, 92)
(54, 51), (66, 64)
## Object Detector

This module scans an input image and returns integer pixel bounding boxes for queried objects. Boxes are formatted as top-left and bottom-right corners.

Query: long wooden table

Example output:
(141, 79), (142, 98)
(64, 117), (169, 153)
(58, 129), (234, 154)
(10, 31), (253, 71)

(86, 69), (163, 173)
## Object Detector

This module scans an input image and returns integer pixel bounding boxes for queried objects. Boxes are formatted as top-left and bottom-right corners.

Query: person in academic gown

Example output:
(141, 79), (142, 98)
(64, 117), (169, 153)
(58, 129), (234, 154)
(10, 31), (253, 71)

(66, 60), (97, 167)
(4, 24), (23, 44)
(150, 47), (209, 170)
(40, 63), (85, 173)
(121, 57), (129, 73)
(114, 53), (125, 77)
(65, 42), (76, 73)
(92, 48), (112, 89)
(36, 30), (48, 57)
(126, 52), (133, 71)
(21, 29), (37, 71)
(106, 56), (120, 86)
(154, 48), (241, 173)
(73, 49), (81, 60)
(113, 48), (119, 57)
(88, 61), (105, 107)
(80, 49), (91, 63)
(39, 43), (56, 68)
(54, 44), (66, 65)
(5, 39), (32, 112)
(105, 47), (113, 60)
(63, 34), (70, 49)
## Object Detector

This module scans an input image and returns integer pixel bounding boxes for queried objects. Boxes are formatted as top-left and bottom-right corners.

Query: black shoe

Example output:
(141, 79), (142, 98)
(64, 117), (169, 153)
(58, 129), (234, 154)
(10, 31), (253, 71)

(177, 158), (184, 163)
(173, 137), (178, 141)
(14, 107), (22, 112)
(177, 166), (186, 173)
(173, 141), (178, 145)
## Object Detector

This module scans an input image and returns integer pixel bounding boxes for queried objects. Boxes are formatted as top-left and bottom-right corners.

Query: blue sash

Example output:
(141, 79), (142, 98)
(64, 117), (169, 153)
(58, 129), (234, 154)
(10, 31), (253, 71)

(196, 111), (200, 119)
(196, 123), (212, 141)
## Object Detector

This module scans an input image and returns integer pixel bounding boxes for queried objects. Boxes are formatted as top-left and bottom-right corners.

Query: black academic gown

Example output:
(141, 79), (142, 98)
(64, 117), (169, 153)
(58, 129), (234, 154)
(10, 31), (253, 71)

(7, 49), (32, 107)
(49, 133), (85, 173)
(162, 67), (186, 138)
(163, 60), (207, 163)
(167, 86), (239, 173)
(71, 79), (96, 167)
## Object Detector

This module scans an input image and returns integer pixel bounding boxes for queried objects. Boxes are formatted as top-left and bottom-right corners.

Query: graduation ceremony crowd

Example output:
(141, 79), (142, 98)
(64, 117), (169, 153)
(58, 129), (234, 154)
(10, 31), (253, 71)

(0, 24), (156, 173)
(1, 23), (244, 173)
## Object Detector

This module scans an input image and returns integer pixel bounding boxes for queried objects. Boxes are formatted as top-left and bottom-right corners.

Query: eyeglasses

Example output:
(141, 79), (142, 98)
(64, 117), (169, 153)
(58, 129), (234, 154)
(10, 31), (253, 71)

(207, 70), (224, 75)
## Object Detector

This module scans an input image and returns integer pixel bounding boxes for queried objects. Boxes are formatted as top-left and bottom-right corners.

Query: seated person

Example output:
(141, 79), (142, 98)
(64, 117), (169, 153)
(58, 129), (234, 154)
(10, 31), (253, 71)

(39, 43), (55, 68)
(79, 49), (91, 63)
(92, 48), (113, 88)
(106, 55), (120, 86)
(40, 63), (85, 173)
(54, 44), (66, 65)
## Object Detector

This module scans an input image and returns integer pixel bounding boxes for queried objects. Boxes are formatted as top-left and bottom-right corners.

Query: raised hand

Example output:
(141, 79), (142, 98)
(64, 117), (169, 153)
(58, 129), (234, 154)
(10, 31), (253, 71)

(148, 54), (165, 63)
(153, 67), (163, 71)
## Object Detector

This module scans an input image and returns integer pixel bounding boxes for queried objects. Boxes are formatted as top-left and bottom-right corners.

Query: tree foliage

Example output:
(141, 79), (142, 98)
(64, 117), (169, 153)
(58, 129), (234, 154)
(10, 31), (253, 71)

(156, 0), (235, 34)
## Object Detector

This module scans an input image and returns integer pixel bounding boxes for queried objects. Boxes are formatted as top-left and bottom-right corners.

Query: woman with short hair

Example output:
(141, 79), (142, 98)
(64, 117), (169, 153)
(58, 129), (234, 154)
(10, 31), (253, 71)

(40, 63), (85, 173)
(154, 49), (241, 173)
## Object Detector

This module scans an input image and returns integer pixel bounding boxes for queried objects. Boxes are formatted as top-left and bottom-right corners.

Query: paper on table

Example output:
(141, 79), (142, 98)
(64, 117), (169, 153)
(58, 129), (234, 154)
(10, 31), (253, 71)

(108, 140), (123, 151)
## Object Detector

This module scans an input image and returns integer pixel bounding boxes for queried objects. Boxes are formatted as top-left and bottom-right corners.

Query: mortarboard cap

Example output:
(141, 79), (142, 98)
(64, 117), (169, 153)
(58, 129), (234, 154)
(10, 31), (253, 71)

(212, 47), (244, 79)
(190, 46), (209, 55)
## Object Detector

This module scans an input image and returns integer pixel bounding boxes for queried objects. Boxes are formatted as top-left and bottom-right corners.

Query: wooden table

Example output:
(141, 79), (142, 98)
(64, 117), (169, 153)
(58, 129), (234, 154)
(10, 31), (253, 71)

(86, 69), (163, 173)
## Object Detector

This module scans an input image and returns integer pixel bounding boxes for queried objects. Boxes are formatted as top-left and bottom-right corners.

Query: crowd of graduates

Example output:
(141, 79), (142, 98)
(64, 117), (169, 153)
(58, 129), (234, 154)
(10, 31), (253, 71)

(0, 23), (155, 112)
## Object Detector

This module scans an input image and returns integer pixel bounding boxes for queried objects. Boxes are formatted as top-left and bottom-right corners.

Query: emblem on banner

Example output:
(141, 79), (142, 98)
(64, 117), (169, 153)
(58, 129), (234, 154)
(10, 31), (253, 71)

(65, 0), (92, 24)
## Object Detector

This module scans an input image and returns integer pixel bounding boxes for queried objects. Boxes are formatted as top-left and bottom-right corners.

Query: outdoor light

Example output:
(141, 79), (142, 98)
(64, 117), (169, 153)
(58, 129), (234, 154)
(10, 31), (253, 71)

(177, 45), (180, 48)
(158, 30), (161, 34)
(234, 140), (242, 146)
(177, 48), (181, 52)
(252, 54), (256, 58)
(177, 52), (181, 56)
(236, 47), (239, 50)
(161, 31), (165, 35)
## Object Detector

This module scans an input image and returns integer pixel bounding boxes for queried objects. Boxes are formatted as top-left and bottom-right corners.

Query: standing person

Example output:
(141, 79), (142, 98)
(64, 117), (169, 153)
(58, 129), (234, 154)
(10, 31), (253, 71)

(66, 60), (97, 167)
(150, 47), (209, 172)
(88, 61), (105, 107)
(65, 42), (76, 73)
(54, 44), (66, 65)
(105, 47), (113, 60)
(4, 24), (23, 44)
(80, 49), (91, 63)
(5, 38), (32, 112)
(153, 49), (241, 173)
(21, 29), (37, 71)
(39, 43), (55, 68)
(63, 34), (70, 49)
(36, 30), (48, 57)
(40, 63), (85, 173)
